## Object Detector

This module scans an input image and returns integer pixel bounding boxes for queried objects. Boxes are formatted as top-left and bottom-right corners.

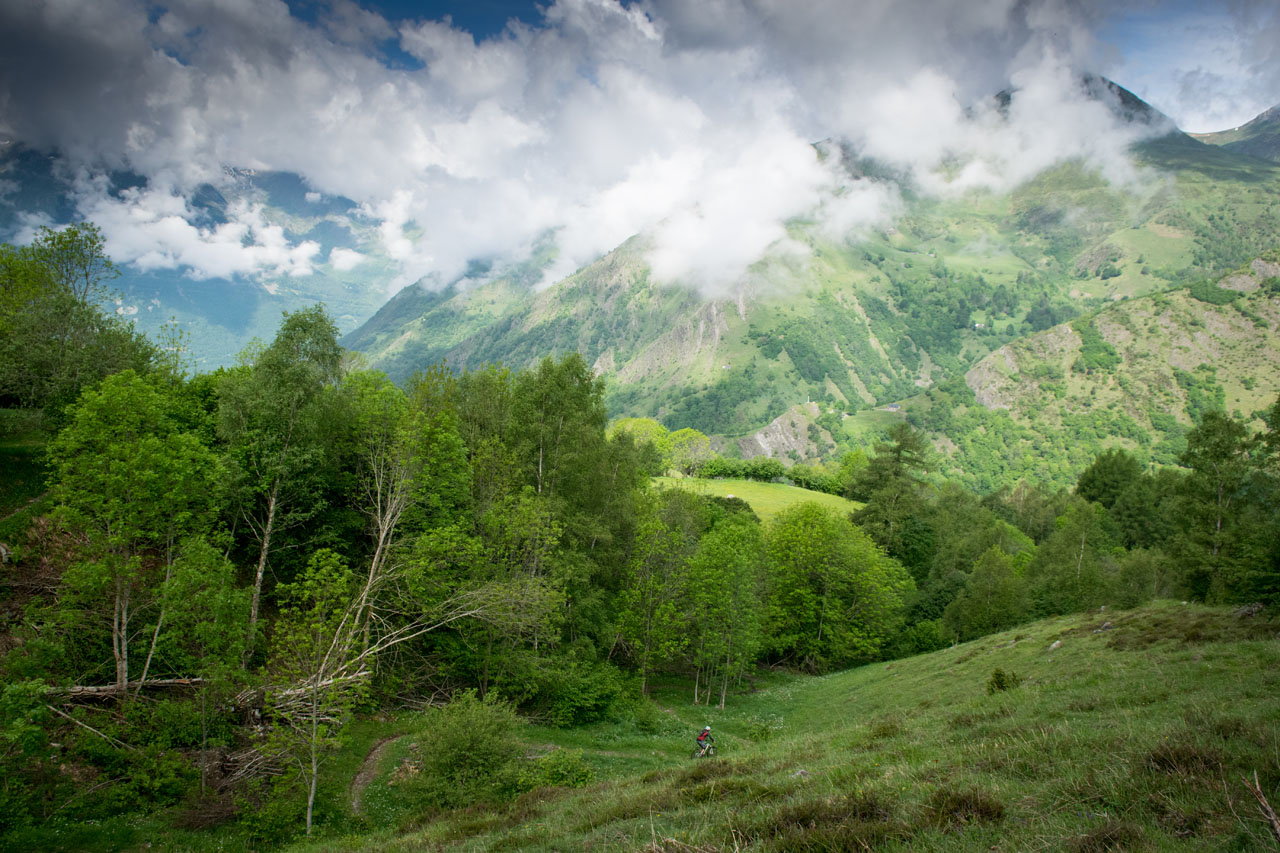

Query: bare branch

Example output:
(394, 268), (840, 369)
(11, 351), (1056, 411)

(45, 704), (138, 752)
(1244, 771), (1280, 845)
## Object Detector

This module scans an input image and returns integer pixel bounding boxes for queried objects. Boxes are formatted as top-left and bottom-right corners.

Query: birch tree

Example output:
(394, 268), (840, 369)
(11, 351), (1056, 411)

(217, 306), (343, 662)
(50, 371), (217, 694)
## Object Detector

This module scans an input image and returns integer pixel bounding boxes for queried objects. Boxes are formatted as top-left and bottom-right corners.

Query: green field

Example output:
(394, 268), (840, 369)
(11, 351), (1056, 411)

(252, 600), (1279, 852)
(653, 476), (862, 522)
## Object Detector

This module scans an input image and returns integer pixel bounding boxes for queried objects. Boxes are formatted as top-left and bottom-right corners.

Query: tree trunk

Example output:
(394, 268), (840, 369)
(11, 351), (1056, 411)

(113, 575), (131, 694)
(306, 690), (318, 836)
(245, 484), (279, 666)
(136, 557), (175, 697)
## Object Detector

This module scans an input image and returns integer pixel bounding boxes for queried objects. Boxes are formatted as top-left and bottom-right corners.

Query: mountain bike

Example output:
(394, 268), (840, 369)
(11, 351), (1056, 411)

(690, 740), (716, 759)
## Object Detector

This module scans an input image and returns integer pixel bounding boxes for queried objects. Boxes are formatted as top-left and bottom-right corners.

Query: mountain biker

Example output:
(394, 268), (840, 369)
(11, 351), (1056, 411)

(695, 725), (713, 755)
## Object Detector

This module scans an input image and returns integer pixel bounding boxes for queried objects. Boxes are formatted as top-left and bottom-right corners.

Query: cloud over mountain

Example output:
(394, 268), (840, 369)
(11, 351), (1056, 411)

(0, 0), (1217, 296)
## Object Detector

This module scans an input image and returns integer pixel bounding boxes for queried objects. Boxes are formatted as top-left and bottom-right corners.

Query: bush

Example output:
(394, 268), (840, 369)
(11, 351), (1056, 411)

(744, 457), (785, 482)
(745, 713), (785, 742)
(986, 668), (1022, 695)
(238, 776), (307, 846)
(700, 456), (746, 479)
(1187, 278), (1239, 305)
(406, 691), (522, 809)
(888, 619), (950, 658)
(516, 748), (594, 792)
(539, 660), (626, 727)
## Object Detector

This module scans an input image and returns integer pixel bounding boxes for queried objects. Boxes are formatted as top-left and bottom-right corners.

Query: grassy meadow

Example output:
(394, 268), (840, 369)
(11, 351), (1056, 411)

(653, 476), (862, 523)
(254, 600), (1280, 852)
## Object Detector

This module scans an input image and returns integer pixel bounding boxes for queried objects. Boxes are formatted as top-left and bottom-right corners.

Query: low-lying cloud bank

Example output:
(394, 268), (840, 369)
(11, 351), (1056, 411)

(0, 0), (1235, 298)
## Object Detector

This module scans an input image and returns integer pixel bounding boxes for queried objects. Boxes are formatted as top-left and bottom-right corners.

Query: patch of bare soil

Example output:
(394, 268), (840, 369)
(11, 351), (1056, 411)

(351, 736), (402, 815)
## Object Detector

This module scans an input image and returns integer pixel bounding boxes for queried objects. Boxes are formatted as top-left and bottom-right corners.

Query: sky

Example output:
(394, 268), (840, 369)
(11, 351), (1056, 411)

(0, 0), (1276, 300)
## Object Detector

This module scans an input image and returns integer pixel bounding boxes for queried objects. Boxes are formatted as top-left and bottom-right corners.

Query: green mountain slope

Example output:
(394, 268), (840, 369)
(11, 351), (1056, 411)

(346, 93), (1280, 490)
(307, 601), (1280, 852)
(907, 254), (1280, 488)
(1191, 104), (1280, 164)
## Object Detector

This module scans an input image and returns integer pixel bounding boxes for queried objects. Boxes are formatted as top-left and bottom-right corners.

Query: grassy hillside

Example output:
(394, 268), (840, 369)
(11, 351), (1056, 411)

(283, 601), (1280, 851)
(653, 476), (861, 523)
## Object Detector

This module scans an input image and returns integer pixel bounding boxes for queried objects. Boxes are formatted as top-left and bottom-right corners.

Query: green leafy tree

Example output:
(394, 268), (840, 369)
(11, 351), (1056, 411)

(608, 417), (672, 474)
(1026, 498), (1118, 615)
(159, 538), (249, 792)
(1075, 449), (1144, 509)
(344, 368), (470, 651)
(669, 427), (713, 476)
(512, 353), (607, 500)
(685, 513), (767, 707)
(26, 222), (118, 301)
(0, 228), (153, 423)
(766, 503), (913, 671)
(1175, 410), (1266, 601)
(49, 370), (218, 693)
(614, 491), (699, 692)
(264, 549), (363, 836)
(217, 306), (344, 659)
(1109, 469), (1182, 550)
(942, 546), (1030, 641)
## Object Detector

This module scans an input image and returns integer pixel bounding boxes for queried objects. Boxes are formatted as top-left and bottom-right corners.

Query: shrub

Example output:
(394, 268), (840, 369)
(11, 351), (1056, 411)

(700, 456), (746, 479)
(1187, 278), (1239, 304)
(516, 748), (594, 792)
(889, 619), (950, 658)
(745, 713), (785, 742)
(405, 691), (522, 809)
(986, 668), (1022, 695)
(745, 457), (786, 482)
(539, 660), (626, 727)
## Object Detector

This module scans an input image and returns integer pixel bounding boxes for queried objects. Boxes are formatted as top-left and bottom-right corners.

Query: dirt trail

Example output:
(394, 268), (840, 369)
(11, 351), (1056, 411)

(350, 735), (401, 815)
(0, 493), (45, 528)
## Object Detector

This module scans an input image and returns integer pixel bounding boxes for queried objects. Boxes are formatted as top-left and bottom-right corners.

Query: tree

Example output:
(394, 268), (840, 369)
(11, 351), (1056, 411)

(854, 422), (934, 495)
(159, 538), (250, 793)
(0, 231), (153, 424)
(608, 417), (671, 475)
(511, 354), (607, 500)
(1175, 410), (1267, 601)
(265, 549), (362, 836)
(614, 491), (699, 692)
(1026, 498), (1118, 615)
(1075, 449), (1144, 509)
(766, 503), (913, 671)
(669, 427), (713, 476)
(685, 513), (767, 707)
(49, 370), (218, 693)
(1109, 469), (1182, 550)
(851, 423), (935, 567)
(26, 222), (117, 300)
(942, 546), (1030, 641)
(217, 306), (344, 660)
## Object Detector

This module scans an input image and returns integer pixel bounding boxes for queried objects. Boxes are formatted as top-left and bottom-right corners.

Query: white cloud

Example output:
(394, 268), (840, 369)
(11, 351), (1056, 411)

(0, 0), (1227, 302)
(329, 247), (366, 271)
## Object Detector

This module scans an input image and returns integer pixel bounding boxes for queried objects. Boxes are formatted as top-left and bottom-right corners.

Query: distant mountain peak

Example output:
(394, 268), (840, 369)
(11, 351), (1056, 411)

(1189, 102), (1280, 164)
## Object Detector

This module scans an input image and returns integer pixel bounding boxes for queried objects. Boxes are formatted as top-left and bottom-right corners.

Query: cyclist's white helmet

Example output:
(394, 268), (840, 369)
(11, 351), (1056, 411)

(704, 725), (711, 730)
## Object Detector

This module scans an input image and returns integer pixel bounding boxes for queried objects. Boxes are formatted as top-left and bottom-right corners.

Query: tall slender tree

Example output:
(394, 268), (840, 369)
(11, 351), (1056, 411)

(217, 306), (344, 661)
